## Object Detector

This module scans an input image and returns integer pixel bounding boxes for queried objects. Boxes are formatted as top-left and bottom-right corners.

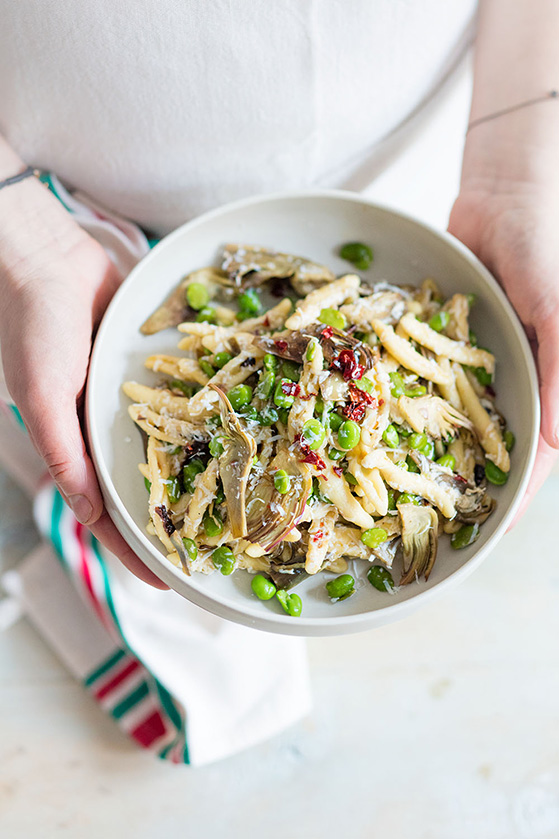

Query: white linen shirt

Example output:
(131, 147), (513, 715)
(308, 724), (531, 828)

(0, 0), (476, 234)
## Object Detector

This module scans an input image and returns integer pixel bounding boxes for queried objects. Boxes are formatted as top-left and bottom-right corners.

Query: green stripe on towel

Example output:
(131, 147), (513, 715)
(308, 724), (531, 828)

(84, 648), (127, 687)
(112, 681), (150, 719)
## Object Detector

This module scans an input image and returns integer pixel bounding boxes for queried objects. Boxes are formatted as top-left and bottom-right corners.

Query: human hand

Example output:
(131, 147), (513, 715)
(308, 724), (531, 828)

(449, 178), (559, 519)
(0, 176), (168, 588)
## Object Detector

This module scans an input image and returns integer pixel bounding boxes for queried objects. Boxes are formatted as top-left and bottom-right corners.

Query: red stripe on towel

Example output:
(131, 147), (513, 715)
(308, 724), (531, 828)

(94, 659), (141, 700)
(75, 520), (110, 628)
(130, 711), (167, 747)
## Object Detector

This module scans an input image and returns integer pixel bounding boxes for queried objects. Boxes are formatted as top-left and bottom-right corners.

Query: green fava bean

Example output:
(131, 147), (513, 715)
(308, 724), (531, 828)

(274, 378), (295, 408)
(382, 424), (399, 449)
(306, 339), (318, 361)
(326, 574), (355, 601)
(422, 439), (435, 459)
(397, 492), (421, 505)
(196, 306), (217, 324)
(485, 460), (509, 486)
(183, 458), (205, 492)
(144, 476), (152, 492)
(302, 419), (326, 451)
(281, 360), (301, 382)
(361, 527), (388, 549)
(436, 453), (456, 470)
(209, 437), (224, 457)
(182, 538), (198, 563)
(428, 311), (450, 332)
(329, 411), (343, 432)
(251, 574), (277, 601)
(367, 565), (395, 593)
(199, 359), (216, 378)
(404, 384), (427, 398)
(227, 384), (253, 411)
(340, 241), (374, 271)
(259, 405), (279, 426)
(451, 523), (480, 550)
(238, 288), (262, 317)
(263, 353), (278, 371)
(186, 282), (210, 311)
(406, 455), (421, 473)
(319, 308), (347, 330)
(409, 432), (428, 451)
(255, 369), (275, 400)
(203, 508), (223, 537)
(165, 476), (182, 504)
(274, 469), (291, 494)
(337, 420), (361, 450)
(213, 351), (233, 369)
(504, 430), (516, 452)
(212, 546), (235, 575)
(389, 371), (405, 398)
(328, 448), (345, 461)
(276, 589), (303, 617)
(472, 366), (493, 387)
(168, 379), (194, 397)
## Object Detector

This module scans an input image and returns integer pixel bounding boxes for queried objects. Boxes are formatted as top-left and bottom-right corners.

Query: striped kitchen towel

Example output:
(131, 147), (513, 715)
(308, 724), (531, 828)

(0, 176), (311, 765)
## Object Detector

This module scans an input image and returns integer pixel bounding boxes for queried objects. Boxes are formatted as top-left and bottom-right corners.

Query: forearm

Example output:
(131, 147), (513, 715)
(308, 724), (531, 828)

(461, 0), (559, 189)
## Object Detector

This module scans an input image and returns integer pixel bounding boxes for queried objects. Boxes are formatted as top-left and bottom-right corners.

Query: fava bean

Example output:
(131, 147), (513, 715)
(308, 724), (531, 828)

(326, 574), (355, 601)
(212, 545), (235, 575)
(340, 241), (373, 271)
(186, 282), (210, 311)
(367, 565), (395, 592)
(450, 523), (480, 550)
(251, 574), (277, 600)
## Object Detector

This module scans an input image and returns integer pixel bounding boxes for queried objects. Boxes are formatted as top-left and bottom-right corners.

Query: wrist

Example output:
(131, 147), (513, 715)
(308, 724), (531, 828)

(460, 104), (559, 194)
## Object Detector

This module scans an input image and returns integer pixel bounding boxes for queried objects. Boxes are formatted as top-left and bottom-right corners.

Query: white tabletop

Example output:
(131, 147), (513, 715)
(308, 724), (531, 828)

(2, 63), (559, 839)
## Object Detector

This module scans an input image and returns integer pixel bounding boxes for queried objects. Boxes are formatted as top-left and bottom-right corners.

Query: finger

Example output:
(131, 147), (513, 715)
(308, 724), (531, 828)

(537, 311), (559, 448)
(89, 511), (170, 590)
(507, 433), (558, 529)
(19, 389), (104, 526)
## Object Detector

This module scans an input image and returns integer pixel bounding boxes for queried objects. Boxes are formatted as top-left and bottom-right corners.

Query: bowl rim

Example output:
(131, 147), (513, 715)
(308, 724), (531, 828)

(86, 188), (540, 636)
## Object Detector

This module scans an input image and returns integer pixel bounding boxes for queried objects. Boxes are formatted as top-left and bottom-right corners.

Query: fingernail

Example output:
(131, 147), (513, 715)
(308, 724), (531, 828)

(69, 494), (93, 524)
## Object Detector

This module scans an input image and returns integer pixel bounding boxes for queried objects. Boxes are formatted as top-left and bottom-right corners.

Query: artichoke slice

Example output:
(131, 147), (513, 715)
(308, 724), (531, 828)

(209, 384), (257, 539)
(408, 451), (494, 524)
(140, 267), (226, 334)
(245, 444), (313, 551)
(398, 503), (439, 585)
(221, 244), (335, 293)
(254, 324), (377, 373)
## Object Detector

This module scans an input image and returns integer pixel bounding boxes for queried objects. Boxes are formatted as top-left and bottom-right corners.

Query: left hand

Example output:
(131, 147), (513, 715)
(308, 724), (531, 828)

(449, 180), (559, 522)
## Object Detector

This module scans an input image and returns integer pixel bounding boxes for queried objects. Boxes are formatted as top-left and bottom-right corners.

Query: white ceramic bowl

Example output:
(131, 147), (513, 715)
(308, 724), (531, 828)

(87, 191), (539, 636)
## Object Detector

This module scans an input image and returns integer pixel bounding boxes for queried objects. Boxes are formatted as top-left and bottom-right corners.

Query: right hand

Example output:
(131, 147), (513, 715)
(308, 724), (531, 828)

(0, 175), (168, 588)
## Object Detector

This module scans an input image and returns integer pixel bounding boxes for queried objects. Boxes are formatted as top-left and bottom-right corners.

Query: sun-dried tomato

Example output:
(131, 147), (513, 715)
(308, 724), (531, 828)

(295, 434), (326, 471)
(330, 348), (365, 381)
(333, 465), (344, 477)
(321, 326), (334, 339)
(312, 529), (325, 542)
(281, 381), (300, 396)
(274, 339), (288, 352)
(342, 382), (376, 422)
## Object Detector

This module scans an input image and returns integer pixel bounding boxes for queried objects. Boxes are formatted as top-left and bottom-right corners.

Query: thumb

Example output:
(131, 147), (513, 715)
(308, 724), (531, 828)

(536, 310), (559, 449)
(20, 389), (104, 525)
